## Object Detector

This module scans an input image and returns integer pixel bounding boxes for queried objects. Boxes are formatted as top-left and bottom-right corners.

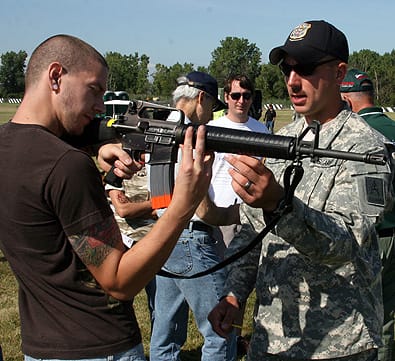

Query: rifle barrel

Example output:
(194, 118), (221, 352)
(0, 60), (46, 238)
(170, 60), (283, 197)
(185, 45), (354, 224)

(176, 125), (296, 160)
(175, 125), (386, 165)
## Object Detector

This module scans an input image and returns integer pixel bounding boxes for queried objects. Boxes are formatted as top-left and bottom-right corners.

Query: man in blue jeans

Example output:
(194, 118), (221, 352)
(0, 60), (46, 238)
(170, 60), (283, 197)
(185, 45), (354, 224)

(149, 72), (237, 361)
(263, 104), (276, 134)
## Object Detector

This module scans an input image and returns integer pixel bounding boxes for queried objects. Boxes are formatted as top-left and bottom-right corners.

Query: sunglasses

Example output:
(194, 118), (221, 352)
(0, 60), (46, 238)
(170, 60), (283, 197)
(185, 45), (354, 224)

(229, 92), (252, 101)
(279, 58), (336, 77)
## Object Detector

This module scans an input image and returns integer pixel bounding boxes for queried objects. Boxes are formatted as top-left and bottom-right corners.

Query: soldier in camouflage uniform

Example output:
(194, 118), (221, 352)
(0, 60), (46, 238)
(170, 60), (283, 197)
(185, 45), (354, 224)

(108, 168), (156, 244)
(207, 21), (393, 361)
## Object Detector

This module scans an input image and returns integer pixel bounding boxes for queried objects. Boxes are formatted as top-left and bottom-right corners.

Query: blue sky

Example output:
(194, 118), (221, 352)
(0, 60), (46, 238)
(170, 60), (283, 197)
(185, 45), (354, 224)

(1, 0), (394, 70)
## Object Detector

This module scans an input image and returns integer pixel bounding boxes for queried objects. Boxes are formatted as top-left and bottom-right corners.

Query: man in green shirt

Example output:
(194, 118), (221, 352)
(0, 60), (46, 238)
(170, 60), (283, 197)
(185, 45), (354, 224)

(341, 68), (395, 361)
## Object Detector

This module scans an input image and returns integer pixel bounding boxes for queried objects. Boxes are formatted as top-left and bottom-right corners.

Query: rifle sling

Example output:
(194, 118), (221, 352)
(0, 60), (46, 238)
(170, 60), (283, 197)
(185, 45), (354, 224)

(158, 161), (304, 279)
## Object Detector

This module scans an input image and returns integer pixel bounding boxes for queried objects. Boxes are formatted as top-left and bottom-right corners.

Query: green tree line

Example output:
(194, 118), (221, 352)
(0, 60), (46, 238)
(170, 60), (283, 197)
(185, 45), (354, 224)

(1, 37), (394, 105)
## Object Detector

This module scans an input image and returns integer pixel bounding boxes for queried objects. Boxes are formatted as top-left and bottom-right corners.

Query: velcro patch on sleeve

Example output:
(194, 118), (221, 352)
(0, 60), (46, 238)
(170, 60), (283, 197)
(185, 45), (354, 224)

(365, 177), (385, 206)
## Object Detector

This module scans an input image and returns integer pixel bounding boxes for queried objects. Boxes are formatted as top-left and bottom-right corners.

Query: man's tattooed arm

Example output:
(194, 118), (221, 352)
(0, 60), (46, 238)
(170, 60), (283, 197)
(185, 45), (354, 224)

(68, 216), (124, 268)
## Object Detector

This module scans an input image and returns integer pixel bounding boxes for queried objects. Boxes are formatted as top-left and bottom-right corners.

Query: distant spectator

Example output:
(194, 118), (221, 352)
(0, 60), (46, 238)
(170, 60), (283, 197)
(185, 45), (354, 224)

(209, 74), (268, 248)
(263, 104), (276, 133)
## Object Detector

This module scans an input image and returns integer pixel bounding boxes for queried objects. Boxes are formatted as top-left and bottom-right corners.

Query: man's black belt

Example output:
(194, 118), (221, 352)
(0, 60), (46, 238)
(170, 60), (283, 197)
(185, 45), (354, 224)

(378, 228), (395, 238)
(187, 221), (212, 234)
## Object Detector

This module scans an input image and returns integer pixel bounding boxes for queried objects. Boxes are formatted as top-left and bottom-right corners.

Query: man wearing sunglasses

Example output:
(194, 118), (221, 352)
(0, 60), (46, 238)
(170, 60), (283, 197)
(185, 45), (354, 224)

(208, 74), (268, 249)
(207, 20), (393, 361)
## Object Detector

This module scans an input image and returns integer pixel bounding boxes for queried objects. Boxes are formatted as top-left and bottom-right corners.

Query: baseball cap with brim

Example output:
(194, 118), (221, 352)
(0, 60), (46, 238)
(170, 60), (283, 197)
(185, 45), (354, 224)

(177, 71), (227, 112)
(340, 68), (374, 93)
(269, 20), (349, 66)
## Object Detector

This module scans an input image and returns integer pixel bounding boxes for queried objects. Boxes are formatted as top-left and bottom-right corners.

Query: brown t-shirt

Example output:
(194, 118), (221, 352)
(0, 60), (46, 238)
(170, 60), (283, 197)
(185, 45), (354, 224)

(0, 122), (141, 358)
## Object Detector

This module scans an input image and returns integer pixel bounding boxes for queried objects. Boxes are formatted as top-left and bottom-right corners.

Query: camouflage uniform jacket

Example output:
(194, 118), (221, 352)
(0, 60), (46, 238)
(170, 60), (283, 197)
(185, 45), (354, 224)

(224, 108), (393, 360)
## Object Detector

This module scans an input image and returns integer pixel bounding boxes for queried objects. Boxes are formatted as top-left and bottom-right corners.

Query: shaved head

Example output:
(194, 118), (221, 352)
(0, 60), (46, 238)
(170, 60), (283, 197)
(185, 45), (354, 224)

(25, 34), (108, 89)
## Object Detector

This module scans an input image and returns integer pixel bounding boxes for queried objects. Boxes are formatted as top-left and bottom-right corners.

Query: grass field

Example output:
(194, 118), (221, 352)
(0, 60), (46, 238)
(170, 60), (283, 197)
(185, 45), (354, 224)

(1, 248), (254, 361)
(0, 103), (19, 124)
(1, 102), (395, 360)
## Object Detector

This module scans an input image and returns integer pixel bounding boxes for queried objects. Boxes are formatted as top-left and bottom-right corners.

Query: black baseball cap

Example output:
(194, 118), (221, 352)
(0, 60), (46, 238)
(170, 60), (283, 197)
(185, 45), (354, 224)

(176, 71), (227, 112)
(269, 20), (349, 65)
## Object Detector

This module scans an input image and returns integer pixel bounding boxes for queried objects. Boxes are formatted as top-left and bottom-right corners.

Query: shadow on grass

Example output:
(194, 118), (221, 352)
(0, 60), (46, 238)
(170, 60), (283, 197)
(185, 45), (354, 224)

(180, 348), (202, 360)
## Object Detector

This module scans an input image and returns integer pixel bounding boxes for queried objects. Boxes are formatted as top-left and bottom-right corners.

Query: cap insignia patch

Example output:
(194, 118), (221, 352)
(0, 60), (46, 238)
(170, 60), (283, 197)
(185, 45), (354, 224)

(289, 23), (312, 42)
(355, 73), (369, 80)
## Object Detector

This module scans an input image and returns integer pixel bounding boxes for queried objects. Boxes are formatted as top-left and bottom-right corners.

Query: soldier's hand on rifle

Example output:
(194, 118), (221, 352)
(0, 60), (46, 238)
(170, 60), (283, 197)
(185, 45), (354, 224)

(226, 154), (285, 212)
(97, 143), (141, 179)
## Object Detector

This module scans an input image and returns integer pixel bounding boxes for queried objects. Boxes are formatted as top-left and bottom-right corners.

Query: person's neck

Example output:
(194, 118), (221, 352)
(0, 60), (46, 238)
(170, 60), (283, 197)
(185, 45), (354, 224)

(305, 100), (344, 126)
(352, 100), (375, 113)
(226, 112), (248, 124)
(12, 94), (61, 136)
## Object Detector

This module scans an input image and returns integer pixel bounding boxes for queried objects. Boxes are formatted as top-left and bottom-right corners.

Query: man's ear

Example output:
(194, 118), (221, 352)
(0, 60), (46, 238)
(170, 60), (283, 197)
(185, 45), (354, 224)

(48, 62), (63, 92)
(342, 94), (352, 110)
(336, 62), (348, 85)
(197, 90), (205, 105)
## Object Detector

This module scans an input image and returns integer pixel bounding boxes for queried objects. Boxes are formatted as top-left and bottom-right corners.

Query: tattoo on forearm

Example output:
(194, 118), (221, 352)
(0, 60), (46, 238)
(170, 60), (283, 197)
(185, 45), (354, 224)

(69, 216), (121, 267)
(117, 192), (130, 204)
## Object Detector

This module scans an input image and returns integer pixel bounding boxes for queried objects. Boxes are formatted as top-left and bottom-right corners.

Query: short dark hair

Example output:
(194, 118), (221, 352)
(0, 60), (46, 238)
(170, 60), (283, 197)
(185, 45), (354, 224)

(224, 74), (255, 95)
(25, 34), (108, 89)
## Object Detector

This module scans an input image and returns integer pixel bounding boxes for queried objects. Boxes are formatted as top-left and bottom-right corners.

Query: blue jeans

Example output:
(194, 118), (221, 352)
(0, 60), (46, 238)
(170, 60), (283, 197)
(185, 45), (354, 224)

(144, 277), (156, 333)
(150, 226), (236, 361)
(24, 343), (146, 361)
(265, 120), (274, 133)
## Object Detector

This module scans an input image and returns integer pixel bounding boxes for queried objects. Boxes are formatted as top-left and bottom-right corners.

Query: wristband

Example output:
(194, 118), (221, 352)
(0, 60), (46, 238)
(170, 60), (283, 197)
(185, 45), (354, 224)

(104, 183), (125, 192)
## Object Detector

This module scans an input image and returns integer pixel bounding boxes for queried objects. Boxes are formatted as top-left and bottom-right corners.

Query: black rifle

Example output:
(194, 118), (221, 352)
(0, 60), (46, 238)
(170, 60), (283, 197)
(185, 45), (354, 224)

(82, 100), (387, 209)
